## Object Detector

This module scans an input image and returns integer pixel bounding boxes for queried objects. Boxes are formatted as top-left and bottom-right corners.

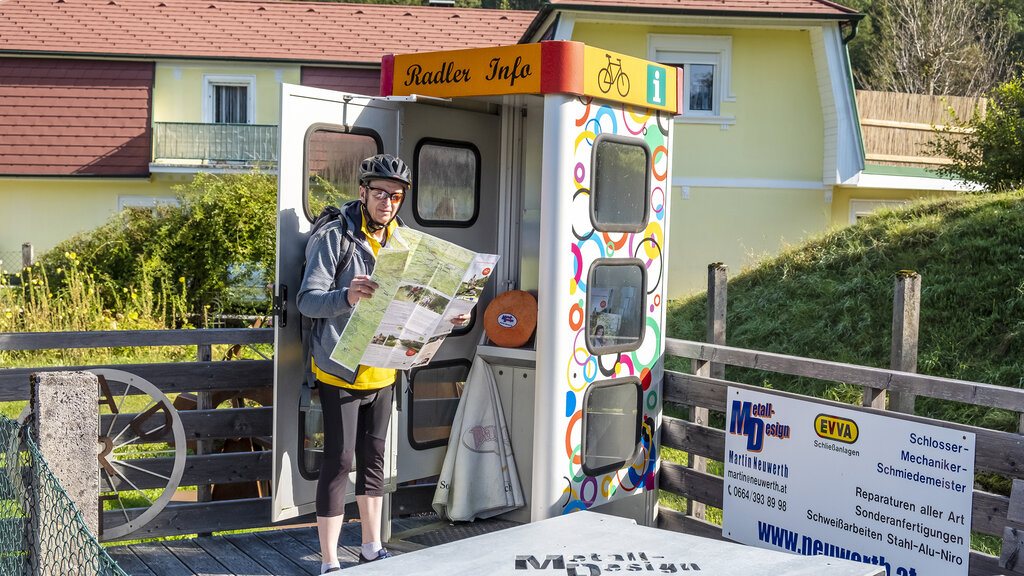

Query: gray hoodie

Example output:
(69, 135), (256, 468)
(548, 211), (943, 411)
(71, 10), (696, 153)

(297, 200), (401, 384)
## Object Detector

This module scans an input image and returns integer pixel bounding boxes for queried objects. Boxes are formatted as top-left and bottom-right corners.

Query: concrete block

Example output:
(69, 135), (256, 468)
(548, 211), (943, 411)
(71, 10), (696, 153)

(31, 370), (99, 536)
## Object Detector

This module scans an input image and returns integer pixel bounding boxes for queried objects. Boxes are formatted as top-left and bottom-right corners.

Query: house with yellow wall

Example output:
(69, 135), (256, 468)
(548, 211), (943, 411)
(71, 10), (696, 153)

(0, 0), (967, 299)
(0, 0), (533, 269)
(521, 0), (970, 297)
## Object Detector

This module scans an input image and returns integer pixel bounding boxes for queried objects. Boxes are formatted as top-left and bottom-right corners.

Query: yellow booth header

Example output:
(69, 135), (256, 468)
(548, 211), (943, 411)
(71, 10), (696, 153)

(381, 41), (681, 114)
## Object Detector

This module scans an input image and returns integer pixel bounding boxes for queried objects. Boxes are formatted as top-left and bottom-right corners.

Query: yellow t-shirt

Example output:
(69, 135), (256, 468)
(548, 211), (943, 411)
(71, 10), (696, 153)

(313, 214), (399, 391)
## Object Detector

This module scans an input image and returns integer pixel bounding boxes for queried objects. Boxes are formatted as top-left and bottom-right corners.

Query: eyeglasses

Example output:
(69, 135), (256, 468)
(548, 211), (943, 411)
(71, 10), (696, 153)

(368, 187), (405, 204)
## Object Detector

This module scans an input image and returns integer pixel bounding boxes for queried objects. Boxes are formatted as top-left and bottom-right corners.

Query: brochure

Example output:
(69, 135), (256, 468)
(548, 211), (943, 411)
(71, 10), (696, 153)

(331, 227), (499, 370)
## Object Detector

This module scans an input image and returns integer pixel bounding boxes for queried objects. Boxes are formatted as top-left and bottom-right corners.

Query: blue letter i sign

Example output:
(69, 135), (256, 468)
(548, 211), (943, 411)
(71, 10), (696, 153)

(647, 64), (665, 106)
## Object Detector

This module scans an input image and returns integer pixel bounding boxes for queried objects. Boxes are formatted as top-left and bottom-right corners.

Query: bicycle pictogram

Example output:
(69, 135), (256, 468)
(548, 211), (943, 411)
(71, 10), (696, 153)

(597, 53), (631, 97)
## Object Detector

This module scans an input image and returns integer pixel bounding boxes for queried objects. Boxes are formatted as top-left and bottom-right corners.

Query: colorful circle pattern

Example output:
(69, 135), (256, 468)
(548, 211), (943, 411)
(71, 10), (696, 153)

(562, 97), (666, 515)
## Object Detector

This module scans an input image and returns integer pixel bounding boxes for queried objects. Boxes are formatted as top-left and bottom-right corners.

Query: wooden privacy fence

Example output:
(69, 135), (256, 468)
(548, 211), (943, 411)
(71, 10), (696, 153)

(0, 328), (280, 542)
(656, 266), (1024, 576)
(856, 89), (985, 168)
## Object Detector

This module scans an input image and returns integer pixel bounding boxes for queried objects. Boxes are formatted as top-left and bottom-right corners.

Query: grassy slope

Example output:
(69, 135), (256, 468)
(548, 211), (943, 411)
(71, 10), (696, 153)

(666, 191), (1024, 431)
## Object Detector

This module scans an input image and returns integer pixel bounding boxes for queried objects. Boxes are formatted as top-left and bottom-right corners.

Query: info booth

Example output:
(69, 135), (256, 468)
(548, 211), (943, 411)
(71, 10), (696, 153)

(272, 41), (680, 535)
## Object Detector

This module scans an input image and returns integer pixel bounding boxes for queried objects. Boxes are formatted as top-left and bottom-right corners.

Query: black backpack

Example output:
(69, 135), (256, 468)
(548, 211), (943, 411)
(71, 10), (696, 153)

(300, 205), (357, 389)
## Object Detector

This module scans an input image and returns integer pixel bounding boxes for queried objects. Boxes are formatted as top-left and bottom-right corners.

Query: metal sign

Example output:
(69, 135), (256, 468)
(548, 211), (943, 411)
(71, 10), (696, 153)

(723, 387), (974, 576)
(381, 41), (680, 114)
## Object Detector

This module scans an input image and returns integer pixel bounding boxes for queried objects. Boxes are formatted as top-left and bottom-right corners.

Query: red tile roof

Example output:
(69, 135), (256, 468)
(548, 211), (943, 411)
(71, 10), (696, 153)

(0, 0), (536, 65)
(0, 58), (153, 176)
(545, 0), (859, 17)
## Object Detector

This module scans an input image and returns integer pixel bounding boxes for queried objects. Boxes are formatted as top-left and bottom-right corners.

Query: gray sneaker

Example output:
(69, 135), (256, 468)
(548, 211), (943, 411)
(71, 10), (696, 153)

(358, 548), (392, 564)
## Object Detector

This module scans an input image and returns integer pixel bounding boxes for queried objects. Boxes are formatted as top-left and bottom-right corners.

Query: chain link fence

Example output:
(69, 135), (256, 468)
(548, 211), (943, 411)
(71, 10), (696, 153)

(0, 416), (127, 576)
(0, 250), (28, 274)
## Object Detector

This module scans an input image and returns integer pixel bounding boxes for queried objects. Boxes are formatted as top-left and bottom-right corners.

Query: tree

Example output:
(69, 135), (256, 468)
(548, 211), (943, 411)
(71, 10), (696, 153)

(859, 0), (1016, 97)
(930, 74), (1024, 191)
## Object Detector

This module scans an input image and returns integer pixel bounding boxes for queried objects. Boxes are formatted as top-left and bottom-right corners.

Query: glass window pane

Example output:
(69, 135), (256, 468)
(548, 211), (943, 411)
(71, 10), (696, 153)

(688, 64), (714, 112)
(589, 259), (643, 350)
(591, 136), (650, 232)
(301, 387), (323, 478)
(582, 377), (641, 476)
(215, 85), (247, 123)
(415, 142), (479, 225)
(409, 362), (471, 449)
(587, 261), (645, 354)
(304, 129), (380, 221)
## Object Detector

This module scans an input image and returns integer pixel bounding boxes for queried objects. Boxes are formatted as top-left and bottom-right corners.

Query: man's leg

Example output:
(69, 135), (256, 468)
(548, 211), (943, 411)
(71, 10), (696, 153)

(357, 494), (383, 545)
(354, 385), (394, 560)
(316, 384), (360, 567)
(317, 515), (345, 565)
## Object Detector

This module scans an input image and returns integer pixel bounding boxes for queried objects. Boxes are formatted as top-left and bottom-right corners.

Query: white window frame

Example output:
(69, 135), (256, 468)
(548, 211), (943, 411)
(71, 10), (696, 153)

(648, 34), (735, 126)
(202, 74), (256, 124)
(849, 198), (908, 225)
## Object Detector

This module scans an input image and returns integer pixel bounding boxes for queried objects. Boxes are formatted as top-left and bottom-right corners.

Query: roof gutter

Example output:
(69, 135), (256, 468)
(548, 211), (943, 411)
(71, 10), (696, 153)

(520, 2), (865, 44)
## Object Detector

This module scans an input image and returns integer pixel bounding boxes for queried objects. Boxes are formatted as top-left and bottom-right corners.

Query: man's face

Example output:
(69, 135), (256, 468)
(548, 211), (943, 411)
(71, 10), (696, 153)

(360, 179), (405, 225)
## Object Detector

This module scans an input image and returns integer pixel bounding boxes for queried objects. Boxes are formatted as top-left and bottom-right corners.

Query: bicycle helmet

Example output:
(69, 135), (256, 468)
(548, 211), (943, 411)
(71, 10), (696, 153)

(359, 154), (412, 188)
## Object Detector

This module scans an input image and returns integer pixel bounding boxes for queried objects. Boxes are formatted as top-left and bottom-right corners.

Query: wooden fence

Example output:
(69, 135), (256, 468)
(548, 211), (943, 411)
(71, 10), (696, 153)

(3, 270), (1024, 575)
(655, 266), (1024, 576)
(856, 89), (985, 168)
(0, 328), (281, 542)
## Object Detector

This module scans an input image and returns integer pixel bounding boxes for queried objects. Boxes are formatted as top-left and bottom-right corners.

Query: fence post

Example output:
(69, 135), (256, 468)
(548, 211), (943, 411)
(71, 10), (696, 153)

(687, 264), (727, 521)
(21, 242), (33, 268)
(889, 271), (921, 414)
(707, 263), (727, 380)
(30, 371), (99, 574)
(196, 344), (214, 508)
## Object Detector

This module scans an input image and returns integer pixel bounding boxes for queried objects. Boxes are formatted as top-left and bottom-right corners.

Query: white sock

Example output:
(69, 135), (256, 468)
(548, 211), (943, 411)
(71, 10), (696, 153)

(320, 561), (340, 574)
(361, 542), (382, 558)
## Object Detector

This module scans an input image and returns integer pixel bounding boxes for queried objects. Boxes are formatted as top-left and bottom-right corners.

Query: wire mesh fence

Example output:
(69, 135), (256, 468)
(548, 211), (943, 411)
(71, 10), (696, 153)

(0, 416), (127, 576)
(0, 250), (28, 273)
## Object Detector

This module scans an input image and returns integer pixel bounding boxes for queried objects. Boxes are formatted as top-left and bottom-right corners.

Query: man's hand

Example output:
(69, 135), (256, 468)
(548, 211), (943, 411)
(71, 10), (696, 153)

(347, 275), (379, 307)
(450, 312), (471, 326)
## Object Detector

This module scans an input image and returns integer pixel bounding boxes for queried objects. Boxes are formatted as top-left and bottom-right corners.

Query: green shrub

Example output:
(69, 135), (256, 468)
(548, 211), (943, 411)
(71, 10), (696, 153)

(931, 74), (1024, 191)
(40, 171), (277, 319)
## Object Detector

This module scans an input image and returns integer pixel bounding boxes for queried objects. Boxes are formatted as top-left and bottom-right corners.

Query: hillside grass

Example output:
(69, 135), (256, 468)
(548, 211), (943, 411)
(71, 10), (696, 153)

(666, 191), (1024, 431)
(661, 191), (1024, 555)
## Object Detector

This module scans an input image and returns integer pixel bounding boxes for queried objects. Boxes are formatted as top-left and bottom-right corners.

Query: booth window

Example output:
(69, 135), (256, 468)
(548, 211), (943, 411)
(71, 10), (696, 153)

(413, 139), (480, 227)
(408, 360), (471, 450)
(299, 387), (323, 479)
(586, 260), (646, 354)
(590, 135), (650, 233)
(582, 377), (642, 476)
(303, 126), (382, 221)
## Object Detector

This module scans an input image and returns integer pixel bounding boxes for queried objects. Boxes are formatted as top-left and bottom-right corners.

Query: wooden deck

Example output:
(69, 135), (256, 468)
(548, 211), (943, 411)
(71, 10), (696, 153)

(105, 516), (520, 576)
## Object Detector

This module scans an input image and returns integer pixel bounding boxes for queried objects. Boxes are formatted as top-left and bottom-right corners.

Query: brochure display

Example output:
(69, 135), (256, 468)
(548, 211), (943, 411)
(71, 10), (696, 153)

(330, 228), (499, 370)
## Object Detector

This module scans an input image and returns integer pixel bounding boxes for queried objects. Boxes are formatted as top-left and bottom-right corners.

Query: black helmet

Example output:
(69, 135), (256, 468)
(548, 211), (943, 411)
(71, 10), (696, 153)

(359, 154), (412, 188)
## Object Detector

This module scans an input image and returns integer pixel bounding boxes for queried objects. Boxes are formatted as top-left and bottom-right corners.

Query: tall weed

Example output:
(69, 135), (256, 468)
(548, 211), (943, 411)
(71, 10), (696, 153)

(0, 252), (192, 367)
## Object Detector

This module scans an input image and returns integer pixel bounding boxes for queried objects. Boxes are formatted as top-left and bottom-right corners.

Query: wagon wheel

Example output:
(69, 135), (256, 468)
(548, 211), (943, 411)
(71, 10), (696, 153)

(94, 369), (186, 541)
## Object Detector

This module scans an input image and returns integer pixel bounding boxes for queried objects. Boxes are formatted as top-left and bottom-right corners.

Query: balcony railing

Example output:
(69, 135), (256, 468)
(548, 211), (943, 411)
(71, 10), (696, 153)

(152, 122), (278, 164)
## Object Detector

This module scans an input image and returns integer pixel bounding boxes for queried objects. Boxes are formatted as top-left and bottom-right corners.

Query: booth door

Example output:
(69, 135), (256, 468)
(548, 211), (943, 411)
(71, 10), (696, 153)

(273, 84), (503, 521)
(392, 102), (502, 486)
(273, 83), (400, 522)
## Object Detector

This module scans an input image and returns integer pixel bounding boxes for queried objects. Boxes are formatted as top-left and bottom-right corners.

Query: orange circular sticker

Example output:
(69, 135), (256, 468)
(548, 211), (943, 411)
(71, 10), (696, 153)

(482, 268), (492, 276)
(405, 349), (416, 357)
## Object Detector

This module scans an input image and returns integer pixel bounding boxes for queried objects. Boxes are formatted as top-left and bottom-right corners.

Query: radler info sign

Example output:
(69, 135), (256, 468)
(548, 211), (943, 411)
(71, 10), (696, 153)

(722, 387), (975, 576)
